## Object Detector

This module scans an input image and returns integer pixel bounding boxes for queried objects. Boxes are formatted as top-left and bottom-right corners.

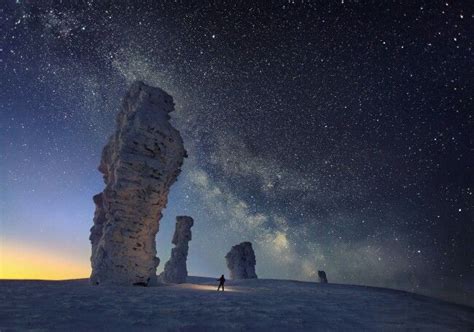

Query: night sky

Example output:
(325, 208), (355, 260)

(1, 1), (472, 304)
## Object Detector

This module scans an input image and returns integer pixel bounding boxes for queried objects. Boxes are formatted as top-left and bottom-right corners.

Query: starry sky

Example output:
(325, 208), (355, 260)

(1, 1), (472, 304)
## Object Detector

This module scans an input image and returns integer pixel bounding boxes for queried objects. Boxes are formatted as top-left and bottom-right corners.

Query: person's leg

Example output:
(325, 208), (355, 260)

(222, 284), (224, 292)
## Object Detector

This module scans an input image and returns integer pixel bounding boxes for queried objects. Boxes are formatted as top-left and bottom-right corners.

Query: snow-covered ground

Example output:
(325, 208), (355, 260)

(1, 276), (473, 331)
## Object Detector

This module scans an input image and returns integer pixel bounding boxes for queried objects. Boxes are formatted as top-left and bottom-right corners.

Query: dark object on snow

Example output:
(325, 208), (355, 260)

(133, 282), (148, 287)
(318, 270), (328, 283)
(133, 277), (150, 287)
(217, 275), (225, 291)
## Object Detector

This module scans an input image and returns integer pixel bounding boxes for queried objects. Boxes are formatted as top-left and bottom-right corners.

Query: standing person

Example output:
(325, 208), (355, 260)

(217, 274), (225, 291)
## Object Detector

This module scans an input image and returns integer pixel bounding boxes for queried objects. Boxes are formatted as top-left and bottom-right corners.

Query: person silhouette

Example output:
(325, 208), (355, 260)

(217, 274), (225, 291)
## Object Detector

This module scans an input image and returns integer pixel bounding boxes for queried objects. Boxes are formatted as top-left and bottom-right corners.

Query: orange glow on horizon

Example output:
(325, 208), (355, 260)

(0, 240), (90, 280)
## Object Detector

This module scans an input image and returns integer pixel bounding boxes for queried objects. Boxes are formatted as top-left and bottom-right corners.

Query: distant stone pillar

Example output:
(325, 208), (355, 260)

(161, 216), (194, 283)
(318, 271), (328, 283)
(89, 81), (187, 286)
(225, 242), (258, 280)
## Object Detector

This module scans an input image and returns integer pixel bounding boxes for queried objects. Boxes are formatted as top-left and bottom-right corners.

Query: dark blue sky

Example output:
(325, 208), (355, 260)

(1, 1), (472, 304)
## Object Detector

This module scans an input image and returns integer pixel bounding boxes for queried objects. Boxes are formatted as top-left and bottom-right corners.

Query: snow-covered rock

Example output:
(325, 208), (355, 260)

(89, 81), (186, 286)
(160, 216), (194, 283)
(225, 242), (257, 280)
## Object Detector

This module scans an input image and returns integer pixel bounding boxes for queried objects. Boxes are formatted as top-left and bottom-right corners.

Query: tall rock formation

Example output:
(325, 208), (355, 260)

(225, 242), (258, 280)
(89, 81), (186, 286)
(160, 216), (194, 283)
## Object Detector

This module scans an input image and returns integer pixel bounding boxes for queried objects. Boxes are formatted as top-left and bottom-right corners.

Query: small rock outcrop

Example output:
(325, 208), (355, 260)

(160, 216), (194, 283)
(318, 270), (328, 283)
(225, 242), (258, 280)
(89, 81), (187, 286)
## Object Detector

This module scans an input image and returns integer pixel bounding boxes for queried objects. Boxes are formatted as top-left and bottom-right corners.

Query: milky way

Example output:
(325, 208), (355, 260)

(1, 1), (472, 304)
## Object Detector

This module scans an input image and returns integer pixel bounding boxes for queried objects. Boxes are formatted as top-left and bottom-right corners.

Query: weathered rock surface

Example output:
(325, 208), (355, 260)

(89, 81), (186, 286)
(225, 242), (258, 280)
(160, 216), (194, 283)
